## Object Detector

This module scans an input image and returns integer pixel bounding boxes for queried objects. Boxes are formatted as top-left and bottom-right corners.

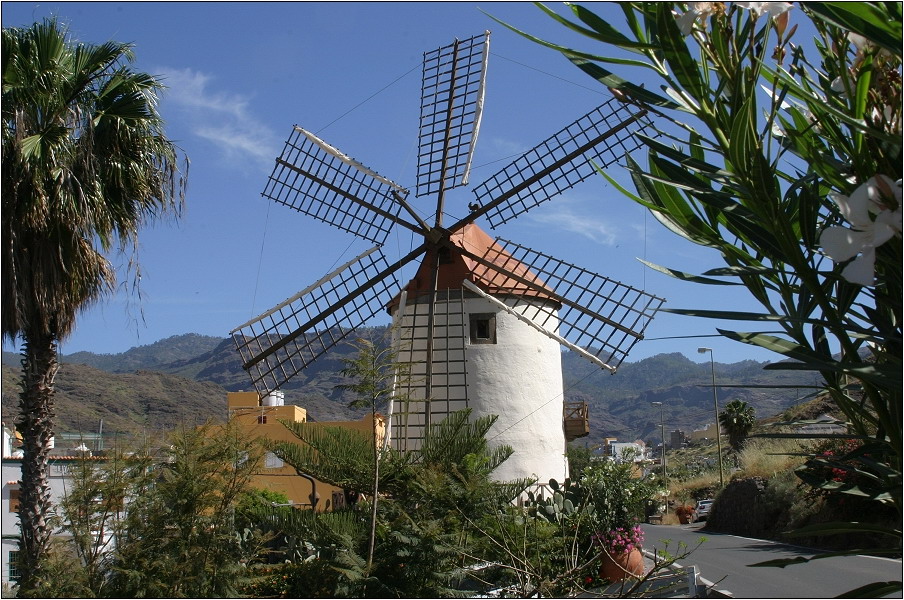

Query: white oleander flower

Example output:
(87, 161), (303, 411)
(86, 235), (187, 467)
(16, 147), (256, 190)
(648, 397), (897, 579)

(676, 2), (722, 36)
(736, 2), (793, 19)
(820, 175), (902, 286)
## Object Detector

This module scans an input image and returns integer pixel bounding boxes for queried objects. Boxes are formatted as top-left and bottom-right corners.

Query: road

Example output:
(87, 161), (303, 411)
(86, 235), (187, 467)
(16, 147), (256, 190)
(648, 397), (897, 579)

(641, 523), (902, 598)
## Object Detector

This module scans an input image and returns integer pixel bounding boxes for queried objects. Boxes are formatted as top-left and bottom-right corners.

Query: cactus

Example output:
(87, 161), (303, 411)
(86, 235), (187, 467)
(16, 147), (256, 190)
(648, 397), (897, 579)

(532, 478), (595, 525)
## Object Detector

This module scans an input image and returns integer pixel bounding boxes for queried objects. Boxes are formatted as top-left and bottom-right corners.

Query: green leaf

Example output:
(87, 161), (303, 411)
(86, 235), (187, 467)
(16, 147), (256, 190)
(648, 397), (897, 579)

(702, 265), (776, 277)
(654, 4), (708, 101)
(637, 259), (742, 285)
(643, 157), (787, 259)
(717, 331), (855, 375)
(836, 582), (904, 599)
(598, 168), (649, 207)
(664, 308), (789, 321)
(806, 2), (903, 58)
(723, 331), (901, 387)
(561, 2), (658, 52)
(19, 133), (43, 159)
(627, 156), (717, 246)
(482, 8), (664, 74)
(565, 55), (679, 108)
(853, 52), (873, 121)
(766, 65), (900, 144)
(646, 155), (742, 200)
(726, 94), (756, 173)
(638, 134), (731, 177)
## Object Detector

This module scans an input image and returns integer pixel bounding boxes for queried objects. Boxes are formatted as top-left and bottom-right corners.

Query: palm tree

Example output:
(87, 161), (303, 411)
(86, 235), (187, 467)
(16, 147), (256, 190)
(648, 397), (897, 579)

(2, 19), (186, 593)
(719, 399), (756, 453)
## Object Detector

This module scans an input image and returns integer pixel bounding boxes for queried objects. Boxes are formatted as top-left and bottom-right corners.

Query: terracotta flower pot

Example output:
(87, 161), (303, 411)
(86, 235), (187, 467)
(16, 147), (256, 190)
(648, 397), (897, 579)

(599, 547), (644, 582)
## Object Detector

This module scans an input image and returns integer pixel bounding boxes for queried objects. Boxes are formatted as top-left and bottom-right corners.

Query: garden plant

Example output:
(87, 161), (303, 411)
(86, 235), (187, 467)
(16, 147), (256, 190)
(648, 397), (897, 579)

(491, 2), (901, 596)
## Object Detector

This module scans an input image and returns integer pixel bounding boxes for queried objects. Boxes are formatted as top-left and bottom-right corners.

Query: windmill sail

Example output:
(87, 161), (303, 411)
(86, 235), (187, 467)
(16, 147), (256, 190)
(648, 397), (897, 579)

(391, 288), (469, 452)
(262, 126), (414, 245)
(231, 247), (405, 394)
(417, 31), (490, 199)
(463, 237), (665, 371)
(461, 97), (654, 231)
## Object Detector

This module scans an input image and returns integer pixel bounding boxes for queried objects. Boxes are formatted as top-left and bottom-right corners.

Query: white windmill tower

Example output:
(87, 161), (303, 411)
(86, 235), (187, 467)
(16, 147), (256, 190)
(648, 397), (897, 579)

(231, 32), (664, 485)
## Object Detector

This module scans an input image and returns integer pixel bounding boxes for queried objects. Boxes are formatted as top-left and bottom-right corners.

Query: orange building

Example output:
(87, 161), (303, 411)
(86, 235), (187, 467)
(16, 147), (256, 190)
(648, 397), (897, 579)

(227, 391), (385, 512)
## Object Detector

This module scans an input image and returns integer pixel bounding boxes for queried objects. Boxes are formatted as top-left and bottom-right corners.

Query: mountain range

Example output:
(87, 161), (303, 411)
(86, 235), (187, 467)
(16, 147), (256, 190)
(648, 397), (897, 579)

(2, 329), (818, 448)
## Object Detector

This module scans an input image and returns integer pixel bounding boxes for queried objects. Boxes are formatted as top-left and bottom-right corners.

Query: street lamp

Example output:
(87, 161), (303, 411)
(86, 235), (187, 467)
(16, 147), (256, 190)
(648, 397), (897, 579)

(698, 347), (724, 487)
(651, 401), (667, 512)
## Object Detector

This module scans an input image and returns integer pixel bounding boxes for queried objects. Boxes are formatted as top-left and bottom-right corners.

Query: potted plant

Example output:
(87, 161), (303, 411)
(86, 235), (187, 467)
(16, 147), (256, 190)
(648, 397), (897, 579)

(580, 451), (657, 581)
(591, 525), (645, 581)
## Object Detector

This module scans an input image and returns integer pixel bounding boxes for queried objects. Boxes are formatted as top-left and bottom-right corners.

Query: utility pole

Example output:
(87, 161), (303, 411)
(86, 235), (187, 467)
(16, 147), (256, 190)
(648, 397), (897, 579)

(698, 347), (724, 487)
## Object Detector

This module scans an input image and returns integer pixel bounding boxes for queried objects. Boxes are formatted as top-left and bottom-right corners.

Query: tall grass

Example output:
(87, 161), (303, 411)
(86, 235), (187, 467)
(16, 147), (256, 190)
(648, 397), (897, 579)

(737, 438), (812, 479)
(670, 473), (721, 503)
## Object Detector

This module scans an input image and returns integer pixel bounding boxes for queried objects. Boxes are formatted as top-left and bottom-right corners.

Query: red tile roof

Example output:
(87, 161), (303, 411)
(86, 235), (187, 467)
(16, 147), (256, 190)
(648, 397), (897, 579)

(388, 223), (558, 311)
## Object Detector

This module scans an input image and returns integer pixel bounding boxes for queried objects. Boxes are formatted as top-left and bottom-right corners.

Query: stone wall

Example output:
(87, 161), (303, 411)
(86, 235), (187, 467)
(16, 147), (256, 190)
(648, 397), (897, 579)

(703, 476), (900, 551)
(704, 477), (783, 538)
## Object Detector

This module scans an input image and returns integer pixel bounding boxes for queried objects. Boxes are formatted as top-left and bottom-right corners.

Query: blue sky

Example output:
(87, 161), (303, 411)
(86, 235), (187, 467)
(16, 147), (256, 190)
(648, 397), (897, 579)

(2, 1), (786, 366)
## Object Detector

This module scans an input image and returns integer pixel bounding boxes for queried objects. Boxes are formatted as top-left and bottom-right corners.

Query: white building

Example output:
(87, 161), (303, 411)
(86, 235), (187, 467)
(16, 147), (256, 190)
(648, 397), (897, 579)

(387, 223), (569, 485)
(1, 427), (105, 591)
(607, 441), (647, 463)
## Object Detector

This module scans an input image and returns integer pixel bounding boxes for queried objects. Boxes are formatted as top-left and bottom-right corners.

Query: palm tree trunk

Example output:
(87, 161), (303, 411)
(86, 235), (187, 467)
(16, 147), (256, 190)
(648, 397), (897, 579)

(15, 332), (58, 594)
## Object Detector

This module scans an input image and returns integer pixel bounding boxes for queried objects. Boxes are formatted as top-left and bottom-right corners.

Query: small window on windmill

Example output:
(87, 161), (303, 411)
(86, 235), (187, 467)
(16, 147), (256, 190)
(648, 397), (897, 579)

(437, 246), (453, 265)
(469, 313), (496, 344)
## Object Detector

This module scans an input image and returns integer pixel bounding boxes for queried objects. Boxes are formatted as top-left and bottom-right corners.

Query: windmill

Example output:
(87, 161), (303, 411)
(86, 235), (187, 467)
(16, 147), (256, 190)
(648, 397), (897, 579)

(231, 31), (665, 484)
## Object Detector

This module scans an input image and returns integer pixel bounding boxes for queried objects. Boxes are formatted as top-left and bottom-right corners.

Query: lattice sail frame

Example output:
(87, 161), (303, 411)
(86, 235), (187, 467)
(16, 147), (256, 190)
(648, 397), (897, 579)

(417, 31), (490, 198)
(469, 238), (665, 371)
(262, 126), (407, 246)
(467, 96), (655, 230)
(231, 247), (399, 394)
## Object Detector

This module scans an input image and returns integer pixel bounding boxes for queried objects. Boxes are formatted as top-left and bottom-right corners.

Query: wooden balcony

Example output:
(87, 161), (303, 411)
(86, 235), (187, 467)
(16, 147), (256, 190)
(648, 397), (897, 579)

(563, 400), (589, 442)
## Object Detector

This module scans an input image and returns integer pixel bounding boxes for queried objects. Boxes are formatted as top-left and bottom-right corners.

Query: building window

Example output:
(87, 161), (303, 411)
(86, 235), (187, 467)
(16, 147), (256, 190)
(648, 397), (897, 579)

(469, 313), (497, 344)
(257, 415), (268, 424)
(8, 488), (20, 513)
(9, 550), (19, 581)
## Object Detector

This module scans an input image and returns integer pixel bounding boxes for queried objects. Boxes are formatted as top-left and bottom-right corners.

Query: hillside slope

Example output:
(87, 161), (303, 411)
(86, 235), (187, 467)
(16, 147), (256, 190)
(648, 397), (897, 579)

(2, 331), (817, 443)
(2, 363), (226, 436)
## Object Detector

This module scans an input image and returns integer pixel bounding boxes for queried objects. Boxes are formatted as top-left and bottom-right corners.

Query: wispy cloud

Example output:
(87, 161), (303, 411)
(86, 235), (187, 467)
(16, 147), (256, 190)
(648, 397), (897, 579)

(157, 67), (278, 169)
(476, 136), (529, 168)
(528, 204), (619, 246)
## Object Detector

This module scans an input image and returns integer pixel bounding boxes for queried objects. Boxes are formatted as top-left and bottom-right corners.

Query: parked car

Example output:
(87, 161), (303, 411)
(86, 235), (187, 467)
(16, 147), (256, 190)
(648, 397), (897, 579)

(693, 499), (714, 522)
